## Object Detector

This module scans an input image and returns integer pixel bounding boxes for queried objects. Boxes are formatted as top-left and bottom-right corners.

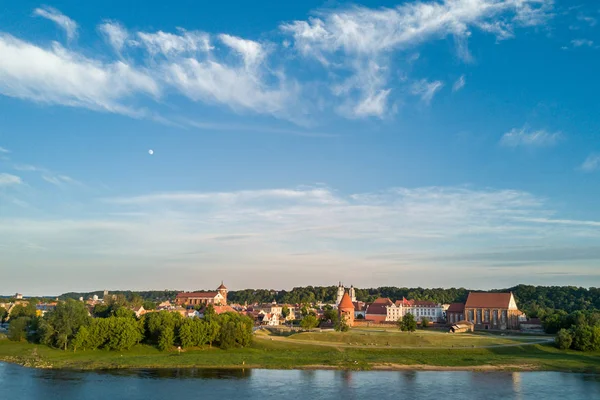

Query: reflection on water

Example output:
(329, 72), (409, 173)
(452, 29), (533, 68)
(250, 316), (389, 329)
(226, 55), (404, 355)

(1, 362), (599, 400)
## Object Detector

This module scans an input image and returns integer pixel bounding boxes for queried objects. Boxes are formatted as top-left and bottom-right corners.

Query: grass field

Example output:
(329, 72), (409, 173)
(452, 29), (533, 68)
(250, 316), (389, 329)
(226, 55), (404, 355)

(1, 329), (599, 372)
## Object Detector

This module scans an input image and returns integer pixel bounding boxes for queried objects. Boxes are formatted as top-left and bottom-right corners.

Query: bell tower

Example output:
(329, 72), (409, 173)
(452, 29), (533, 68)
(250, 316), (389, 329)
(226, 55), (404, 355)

(217, 281), (228, 305)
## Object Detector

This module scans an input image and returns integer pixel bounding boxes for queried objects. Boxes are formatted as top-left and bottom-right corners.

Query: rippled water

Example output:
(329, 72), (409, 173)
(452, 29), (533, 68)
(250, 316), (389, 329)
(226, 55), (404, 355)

(1, 362), (599, 400)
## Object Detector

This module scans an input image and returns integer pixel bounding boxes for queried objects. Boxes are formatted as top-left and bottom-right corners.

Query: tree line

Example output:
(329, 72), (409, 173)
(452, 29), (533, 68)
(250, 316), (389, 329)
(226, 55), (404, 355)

(6, 300), (253, 352)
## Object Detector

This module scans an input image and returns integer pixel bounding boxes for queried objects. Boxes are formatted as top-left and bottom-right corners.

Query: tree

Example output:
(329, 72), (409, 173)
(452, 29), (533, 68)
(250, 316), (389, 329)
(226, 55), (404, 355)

(300, 315), (319, 329)
(421, 317), (430, 328)
(203, 304), (216, 322)
(555, 329), (573, 350)
(571, 325), (594, 351)
(10, 303), (37, 319)
(323, 308), (339, 325)
(142, 301), (157, 310)
(281, 305), (290, 319)
(334, 318), (349, 332)
(400, 314), (417, 332)
(40, 299), (90, 350)
(0, 306), (7, 323)
(8, 317), (30, 341)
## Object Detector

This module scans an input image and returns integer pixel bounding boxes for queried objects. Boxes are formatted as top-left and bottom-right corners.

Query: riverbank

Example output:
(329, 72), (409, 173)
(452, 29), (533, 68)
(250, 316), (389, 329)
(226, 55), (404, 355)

(2, 333), (600, 373)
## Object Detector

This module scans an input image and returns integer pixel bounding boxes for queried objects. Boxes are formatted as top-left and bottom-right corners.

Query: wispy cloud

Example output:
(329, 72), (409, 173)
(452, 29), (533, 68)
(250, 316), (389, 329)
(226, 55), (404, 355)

(580, 153), (600, 172)
(452, 75), (466, 92)
(500, 126), (562, 147)
(0, 146), (9, 153)
(0, 34), (160, 115)
(571, 38), (594, 47)
(13, 164), (80, 186)
(33, 6), (78, 41)
(98, 21), (129, 53)
(411, 79), (444, 104)
(0, 173), (22, 186)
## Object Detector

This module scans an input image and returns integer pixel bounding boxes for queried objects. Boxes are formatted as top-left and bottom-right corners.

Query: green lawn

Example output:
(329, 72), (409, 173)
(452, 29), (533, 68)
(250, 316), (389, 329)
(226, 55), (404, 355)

(282, 329), (543, 348)
(1, 330), (599, 372)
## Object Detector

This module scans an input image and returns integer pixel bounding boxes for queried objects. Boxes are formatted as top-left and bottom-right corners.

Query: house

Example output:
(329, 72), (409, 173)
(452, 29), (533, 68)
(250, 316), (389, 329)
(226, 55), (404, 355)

(449, 320), (474, 333)
(175, 282), (228, 306)
(258, 311), (279, 326)
(15, 293), (23, 300)
(353, 301), (366, 319)
(365, 297), (393, 323)
(520, 318), (544, 333)
(446, 303), (465, 324)
(132, 305), (146, 318)
(464, 292), (522, 330)
(186, 309), (202, 318)
(36, 302), (57, 317)
(386, 298), (444, 323)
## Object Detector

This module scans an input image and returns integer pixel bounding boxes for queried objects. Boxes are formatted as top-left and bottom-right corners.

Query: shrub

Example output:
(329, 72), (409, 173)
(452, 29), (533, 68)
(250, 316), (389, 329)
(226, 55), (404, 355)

(555, 329), (573, 350)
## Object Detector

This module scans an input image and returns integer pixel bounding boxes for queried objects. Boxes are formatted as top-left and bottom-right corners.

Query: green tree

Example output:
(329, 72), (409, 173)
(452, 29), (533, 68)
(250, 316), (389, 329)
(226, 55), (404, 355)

(106, 317), (143, 351)
(555, 329), (573, 350)
(0, 306), (7, 323)
(400, 314), (417, 332)
(571, 325), (594, 351)
(300, 315), (319, 329)
(323, 308), (339, 325)
(40, 299), (90, 350)
(334, 317), (349, 332)
(203, 304), (216, 322)
(421, 317), (430, 328)
(8, 317), (30, 341)
(281, 305), (290, 319)
(10, 303), (37, 319)
(142, 301), (157, 310)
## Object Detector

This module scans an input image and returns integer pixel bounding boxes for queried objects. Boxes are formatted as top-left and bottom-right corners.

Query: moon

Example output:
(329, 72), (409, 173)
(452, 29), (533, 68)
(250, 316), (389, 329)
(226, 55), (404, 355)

(148, 149), (154, 155)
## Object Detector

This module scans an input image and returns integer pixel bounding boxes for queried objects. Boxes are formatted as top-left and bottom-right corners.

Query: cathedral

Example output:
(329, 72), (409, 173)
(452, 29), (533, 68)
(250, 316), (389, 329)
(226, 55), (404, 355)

(335, 282), (356, 305)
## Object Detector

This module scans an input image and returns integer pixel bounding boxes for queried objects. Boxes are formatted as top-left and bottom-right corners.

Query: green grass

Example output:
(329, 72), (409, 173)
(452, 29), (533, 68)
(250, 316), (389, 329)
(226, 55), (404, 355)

(1, 330), (599, 372)
(283, 329), (542, 348)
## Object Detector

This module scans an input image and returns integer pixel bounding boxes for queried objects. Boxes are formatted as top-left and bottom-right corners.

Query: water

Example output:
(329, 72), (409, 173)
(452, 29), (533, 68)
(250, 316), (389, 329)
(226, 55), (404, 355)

(1, 362), (599, 400)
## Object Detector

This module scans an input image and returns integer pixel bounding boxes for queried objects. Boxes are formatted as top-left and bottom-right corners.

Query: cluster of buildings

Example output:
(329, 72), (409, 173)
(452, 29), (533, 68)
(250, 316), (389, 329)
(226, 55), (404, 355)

(3, 283), (541, 333)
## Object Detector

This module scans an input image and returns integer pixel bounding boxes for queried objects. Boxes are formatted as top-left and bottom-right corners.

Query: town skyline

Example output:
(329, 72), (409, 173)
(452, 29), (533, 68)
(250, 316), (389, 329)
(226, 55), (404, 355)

(2, 0), (600, 293)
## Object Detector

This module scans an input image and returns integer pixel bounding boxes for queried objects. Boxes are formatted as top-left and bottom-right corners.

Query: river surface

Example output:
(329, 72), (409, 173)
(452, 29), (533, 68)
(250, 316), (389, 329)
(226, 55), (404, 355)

(1, 362), (600, 399)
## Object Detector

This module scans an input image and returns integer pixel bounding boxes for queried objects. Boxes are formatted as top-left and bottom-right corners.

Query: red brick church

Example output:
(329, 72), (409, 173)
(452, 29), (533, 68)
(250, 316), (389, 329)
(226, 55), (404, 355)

(175, 282), (228, 306)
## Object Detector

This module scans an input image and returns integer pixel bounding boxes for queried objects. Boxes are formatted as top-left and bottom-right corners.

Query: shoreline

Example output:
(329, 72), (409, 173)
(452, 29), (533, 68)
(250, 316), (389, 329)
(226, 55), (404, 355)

(0, 357), (591, 373)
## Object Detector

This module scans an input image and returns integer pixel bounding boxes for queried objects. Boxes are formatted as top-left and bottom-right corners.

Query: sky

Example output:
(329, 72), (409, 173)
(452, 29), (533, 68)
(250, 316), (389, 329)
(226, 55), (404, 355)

(1, 0), (599, 295)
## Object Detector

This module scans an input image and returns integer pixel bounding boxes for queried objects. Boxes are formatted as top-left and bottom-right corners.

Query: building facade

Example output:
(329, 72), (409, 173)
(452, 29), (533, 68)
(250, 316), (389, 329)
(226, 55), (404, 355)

(175, 282), (228, 306)
(446, 303), (465, 324)
(385, 298), (444, 322)
(336, 282), (356, 305)
(463, 292), (522, 330)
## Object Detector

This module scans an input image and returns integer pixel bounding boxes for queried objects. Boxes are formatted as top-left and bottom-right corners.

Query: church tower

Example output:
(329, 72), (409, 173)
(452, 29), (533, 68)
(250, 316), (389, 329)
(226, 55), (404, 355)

(336, 282), (345, 305)
(349, 285), (356, 302)
(217, 281), (228, 305)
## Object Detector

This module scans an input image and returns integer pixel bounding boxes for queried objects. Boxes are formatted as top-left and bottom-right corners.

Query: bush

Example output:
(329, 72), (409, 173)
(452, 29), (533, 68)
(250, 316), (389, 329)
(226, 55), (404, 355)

(421, 317), (430, 328)
(555, 329), (573, 350)
(571, 325), (594, 351)
(300, 315), (319, 329)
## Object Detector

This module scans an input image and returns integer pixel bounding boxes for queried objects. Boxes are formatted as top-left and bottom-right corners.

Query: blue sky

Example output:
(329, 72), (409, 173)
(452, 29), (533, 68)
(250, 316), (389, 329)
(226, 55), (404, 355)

(1, 0), (599, 295)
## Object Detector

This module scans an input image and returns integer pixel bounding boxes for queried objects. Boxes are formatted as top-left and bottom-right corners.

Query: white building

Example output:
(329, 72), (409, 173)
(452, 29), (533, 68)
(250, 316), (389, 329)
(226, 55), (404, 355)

(386, 298), (444, 322)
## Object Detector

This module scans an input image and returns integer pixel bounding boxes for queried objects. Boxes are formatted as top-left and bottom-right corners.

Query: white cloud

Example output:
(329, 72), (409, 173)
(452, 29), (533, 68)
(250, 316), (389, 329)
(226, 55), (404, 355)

(500, 126), (562, 147)
(577, 14), (597, 27)
(0, 173), (22, 186)
(0, 146), (9, 153)
(571, 39), (594, 47)
(137, 29), (212, 56)
(281, 0), (552, 117)
(98, 21), (129, 53)
(0, 34), (160, 115)
(411, 79), (444, 104)
(219, 34), (266, 68)
(13, 164), (80, 186)
(452, 75), (466, 92)
(33, 6), (78, 41)
(580, 154), (600, 172)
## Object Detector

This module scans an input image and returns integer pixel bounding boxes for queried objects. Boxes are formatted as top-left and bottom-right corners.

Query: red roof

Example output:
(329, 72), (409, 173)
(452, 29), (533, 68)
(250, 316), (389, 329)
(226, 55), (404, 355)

(465, 292), (514, 309)
(366, 298), (392, 316)
(447, 303), (465, 313)
(338, 293), (355, 310)
(217, 282), (227, 290)
(176, 291), (219, 299)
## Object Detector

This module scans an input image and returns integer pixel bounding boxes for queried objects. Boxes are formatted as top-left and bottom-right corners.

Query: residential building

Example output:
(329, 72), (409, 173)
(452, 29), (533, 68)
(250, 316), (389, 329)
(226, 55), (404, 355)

(386, 298), (444, 322)
(365, 297), (393, 323)
(464, 292), (522, 330)
(353, 301), (366, 319)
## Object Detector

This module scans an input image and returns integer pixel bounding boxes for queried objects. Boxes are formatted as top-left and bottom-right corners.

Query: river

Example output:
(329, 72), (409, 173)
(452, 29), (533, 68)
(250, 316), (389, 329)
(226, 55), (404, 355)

(1, 362), (599, 399)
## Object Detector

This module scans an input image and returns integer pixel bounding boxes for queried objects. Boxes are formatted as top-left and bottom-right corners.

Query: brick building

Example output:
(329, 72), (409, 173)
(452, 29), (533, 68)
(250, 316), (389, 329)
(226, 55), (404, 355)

(175, 282), (228, 306)
(464, 292), (522, 330)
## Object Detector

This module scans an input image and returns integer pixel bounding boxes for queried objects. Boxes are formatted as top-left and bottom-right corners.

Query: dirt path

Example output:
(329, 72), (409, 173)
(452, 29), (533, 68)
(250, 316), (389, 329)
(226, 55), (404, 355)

(254, 334), (554, 350)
